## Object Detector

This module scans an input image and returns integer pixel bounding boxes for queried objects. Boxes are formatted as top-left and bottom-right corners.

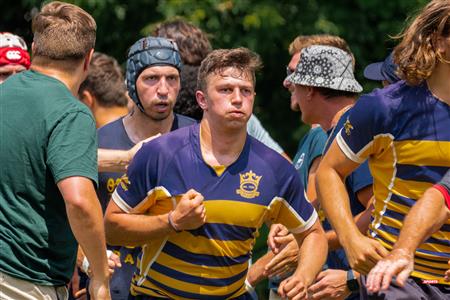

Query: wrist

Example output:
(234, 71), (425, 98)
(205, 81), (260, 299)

(168, 210), (181, 232)
(346, 269), (360, 293)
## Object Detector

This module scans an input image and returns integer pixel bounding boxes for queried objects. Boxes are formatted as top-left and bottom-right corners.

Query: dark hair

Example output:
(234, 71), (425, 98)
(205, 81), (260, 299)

(32, 1), (96, 60)
(314, 87), (359, 100)
(175, 65), (204, 120)
(79, 52), (127, 107)
(197, 48), (262, 92)
(154, 19), (212, 66)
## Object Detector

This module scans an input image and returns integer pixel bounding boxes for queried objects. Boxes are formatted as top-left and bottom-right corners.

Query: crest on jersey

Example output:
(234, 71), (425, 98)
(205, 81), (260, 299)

(119, 174), (130, 191)
(344, 117), (353, 136)
(236, 170), (261, 199)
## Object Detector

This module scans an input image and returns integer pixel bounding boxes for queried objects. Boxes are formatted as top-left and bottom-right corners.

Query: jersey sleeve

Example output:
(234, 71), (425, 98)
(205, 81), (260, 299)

(111, 143), (158, 213)
(434, 170), (450, 210)
(268, 167), (318, 234)
(336, 94), (391, 163)
(47, 110), (98, 186)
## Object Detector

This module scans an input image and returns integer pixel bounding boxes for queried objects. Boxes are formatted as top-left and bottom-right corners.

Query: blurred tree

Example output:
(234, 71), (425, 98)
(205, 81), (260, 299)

(1, 0), (428, 155)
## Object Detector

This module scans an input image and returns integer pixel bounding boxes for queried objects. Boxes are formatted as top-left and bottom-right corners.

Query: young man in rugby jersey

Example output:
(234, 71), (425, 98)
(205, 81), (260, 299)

(91, 36), (196, 300)
(105, 48), (327, 300)
(316, 1), (450, 298)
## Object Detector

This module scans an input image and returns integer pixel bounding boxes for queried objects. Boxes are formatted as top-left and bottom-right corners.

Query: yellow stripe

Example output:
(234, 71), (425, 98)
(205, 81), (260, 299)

(132, 187), (173, 214)
(204, 200), (267, 228)
(394, 140), (450, 166)
(266, 198), (303, 229)
(391, 178), (433, 200)
(156, 251), (248, 278)
(131, 279), (178, 298)
(146, 268), (245, 296)
(414, 256), (450, 269)
(169, 231), (253, 257)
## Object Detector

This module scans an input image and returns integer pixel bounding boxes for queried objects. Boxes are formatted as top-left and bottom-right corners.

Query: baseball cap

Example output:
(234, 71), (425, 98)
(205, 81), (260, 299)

(286, 45), (362, 93)
(0, 32), (30, 69)
(126, 36), (182, 112)
(363, 52), (400, 84)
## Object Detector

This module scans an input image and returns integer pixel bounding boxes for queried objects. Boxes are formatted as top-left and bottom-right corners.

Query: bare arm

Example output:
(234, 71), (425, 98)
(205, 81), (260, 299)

(306, 156), (322, 209)
(277, 220), (328, 300)
(58, 176), (110, 299)
(316, 141), (387, 274)
(104, 189), (206, 246)
(326, 189), (374, 251)
(98, 134), (160, 172)
(367, 187), (450, 292)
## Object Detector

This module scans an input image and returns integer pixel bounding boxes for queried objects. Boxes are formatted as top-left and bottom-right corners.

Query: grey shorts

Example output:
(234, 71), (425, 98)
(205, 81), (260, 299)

(360, 275), (450, 300)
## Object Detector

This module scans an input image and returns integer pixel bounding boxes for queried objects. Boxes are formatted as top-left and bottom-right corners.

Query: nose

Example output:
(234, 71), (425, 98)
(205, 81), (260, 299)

(283, 78), (292, 90)
(230, 88), (243, 105)
(157, 78), (169, 95)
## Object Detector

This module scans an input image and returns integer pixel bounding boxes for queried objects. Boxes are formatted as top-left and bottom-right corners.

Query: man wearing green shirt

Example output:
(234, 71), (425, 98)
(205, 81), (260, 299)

(0, 2), (110, 299)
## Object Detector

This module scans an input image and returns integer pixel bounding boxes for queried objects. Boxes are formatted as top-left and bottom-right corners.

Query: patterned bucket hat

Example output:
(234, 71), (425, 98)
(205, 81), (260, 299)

(286, 45), (362, 93)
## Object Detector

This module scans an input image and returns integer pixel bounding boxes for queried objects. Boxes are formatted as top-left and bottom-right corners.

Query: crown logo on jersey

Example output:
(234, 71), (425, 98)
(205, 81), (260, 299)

(119, 174), (130, 191)
(236, 170), (262, 199)
(344, 117), (353, 136)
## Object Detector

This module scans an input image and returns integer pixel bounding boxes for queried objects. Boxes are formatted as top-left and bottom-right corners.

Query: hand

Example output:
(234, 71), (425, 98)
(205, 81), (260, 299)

(264, 233), (299, 278)
(81, 251), (121, 278)
(308, 269), (351, 300)
(278, 271), (309, 300)
(366, 248), (414, 293)
(268, 224), (290, 254)
(171, 189), (206, 231)
(128, 133), (161, 161)
(341, 233), (388, 275)
(88, 277), (111, 300)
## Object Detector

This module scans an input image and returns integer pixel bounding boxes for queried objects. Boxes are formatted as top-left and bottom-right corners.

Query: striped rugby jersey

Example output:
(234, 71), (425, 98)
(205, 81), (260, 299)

(113, 123), (317, 299)
(337, 81), (450, 284)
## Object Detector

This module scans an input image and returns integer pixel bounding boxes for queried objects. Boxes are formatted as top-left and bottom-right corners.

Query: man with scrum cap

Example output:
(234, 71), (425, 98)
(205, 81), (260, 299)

(0, 32), (30, 83)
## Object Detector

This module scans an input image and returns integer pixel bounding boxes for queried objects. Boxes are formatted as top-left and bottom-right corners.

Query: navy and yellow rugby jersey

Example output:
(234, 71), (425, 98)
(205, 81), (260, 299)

(112, 123), (317, 299)
(336, 81), (450, 284)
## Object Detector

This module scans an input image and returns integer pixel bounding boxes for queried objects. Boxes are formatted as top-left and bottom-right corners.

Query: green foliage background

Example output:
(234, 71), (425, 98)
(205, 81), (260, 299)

(2, 0), (428, 156)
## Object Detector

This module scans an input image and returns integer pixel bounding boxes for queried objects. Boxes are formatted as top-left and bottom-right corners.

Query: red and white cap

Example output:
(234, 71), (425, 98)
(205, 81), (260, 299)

(0, 32), (31, 69)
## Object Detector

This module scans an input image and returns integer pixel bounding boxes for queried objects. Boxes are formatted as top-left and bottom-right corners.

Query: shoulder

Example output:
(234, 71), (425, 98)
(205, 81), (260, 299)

(249, 136), (297, 179)
(98, 117), (125, 136)
(173, 113), (198, 129)
(142, 124), (193, 157)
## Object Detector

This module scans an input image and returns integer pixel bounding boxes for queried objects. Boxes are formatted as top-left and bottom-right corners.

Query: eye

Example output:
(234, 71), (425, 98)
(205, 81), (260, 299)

(167, 75), (178, 81)
(144, 75), (158, 82)
(220, 87), (233, 93)
(241, 88), (253, 96)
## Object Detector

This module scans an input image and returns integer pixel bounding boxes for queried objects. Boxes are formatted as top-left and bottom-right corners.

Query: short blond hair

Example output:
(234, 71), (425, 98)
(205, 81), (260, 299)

(289, 34), (355, 69)
(32, 1), (96, 60)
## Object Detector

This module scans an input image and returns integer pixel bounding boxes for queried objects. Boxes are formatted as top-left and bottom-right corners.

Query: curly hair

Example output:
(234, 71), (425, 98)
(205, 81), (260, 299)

(197, 48), (263, 93)
(154, 19), (212, 66)
(393, 0), (450, 86)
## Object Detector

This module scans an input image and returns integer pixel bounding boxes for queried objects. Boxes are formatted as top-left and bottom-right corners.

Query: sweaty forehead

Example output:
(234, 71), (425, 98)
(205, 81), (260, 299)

(139, 65), (179, 76)
(208, 67), (254, 85)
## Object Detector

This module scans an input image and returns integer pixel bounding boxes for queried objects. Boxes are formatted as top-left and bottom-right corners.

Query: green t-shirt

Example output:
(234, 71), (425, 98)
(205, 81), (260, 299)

(0, 70), (98, 285)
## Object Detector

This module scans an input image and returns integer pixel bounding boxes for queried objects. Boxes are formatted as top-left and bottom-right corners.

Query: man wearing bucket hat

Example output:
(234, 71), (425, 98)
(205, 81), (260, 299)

(280, 45), (374, 300)
(91, 36), (195, 300)
(0, 32), (30, 84)
(363, 52), (400, 87)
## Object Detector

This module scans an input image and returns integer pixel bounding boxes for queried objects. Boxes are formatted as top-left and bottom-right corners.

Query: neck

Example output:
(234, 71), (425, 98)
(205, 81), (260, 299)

(123, 109), (174, 144)
(426, 61), (450, 105)
(93, 106), (129, 128)
(316, 97), (355, 131)
(30, 62), (84, 97)
(199, 117), (247, 167)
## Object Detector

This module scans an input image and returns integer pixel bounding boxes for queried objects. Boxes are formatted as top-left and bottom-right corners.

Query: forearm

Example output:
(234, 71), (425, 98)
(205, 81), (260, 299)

(316, 166), (361, 245)
(247, 252), (274, 286)
(294, 223), (328, 286)
(394, 187), (449, 253)
(98, 148), (131, 172)
(66, 198), (109, 280)
(105, 211), (173, 246)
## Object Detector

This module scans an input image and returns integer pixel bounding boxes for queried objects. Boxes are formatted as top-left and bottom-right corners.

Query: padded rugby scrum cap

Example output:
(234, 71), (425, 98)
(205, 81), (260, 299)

(126, 36), (182, 111)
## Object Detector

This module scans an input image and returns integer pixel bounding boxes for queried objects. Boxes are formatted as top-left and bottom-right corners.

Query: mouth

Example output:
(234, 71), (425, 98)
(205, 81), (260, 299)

(153, 102), (170, 113)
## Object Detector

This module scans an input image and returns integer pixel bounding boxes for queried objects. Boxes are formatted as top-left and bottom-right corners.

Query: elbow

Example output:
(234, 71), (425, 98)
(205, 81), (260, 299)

(104, 215), (122, 246)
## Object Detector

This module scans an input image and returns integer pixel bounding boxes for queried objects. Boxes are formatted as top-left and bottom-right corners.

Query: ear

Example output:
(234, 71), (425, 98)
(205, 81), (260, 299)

(83, 49), (94, 71)
(306, 86), (315, 101)
(31, 42), (36, 55)
(196, 90), (208, 111)
(79, 90), (95, 110)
